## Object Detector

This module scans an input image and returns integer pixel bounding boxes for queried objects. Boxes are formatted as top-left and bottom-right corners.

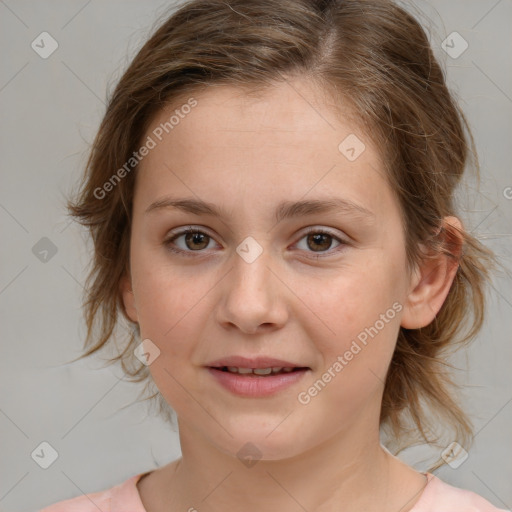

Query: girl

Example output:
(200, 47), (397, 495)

(40, 0), (509, 510)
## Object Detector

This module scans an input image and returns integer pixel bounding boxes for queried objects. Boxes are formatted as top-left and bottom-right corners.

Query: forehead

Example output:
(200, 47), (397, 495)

(145, 79), (366, 152)
(135, 79), (393, 219)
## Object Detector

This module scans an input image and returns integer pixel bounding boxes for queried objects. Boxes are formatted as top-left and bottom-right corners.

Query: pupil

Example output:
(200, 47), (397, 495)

(308, 233), (331, 251)
(185, 232), (209, 250)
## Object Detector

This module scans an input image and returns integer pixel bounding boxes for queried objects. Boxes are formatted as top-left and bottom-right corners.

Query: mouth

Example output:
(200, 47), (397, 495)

(208, 366), (310, 376)
(206, 365), (311, 397)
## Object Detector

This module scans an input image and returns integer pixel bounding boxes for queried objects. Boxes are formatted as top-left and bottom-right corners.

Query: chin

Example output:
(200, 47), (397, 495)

(214, 425), (310, 463)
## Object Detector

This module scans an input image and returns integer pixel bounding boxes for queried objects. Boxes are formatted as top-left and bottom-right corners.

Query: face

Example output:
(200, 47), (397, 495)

(121, 77), (418, 460)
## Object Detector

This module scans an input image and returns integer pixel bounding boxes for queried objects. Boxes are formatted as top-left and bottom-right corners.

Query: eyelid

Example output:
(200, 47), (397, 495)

(166, 225), (216, 239)
(299, 225), (349, 243)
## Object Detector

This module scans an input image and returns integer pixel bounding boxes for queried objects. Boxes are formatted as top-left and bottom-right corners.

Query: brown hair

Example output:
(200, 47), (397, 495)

(67, 0), (498, 469)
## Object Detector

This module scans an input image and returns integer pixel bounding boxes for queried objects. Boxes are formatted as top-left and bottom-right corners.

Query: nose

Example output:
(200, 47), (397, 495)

(215, 241), (289, 334)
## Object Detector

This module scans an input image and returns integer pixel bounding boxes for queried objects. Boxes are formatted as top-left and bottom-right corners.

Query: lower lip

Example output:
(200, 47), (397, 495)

(206, 367), (309, 397)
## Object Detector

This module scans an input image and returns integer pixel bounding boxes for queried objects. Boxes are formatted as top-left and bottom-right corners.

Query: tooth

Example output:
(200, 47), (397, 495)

(237, 367), (253, 374)
(253, 368), (272, 375)
(282, 367), (294, 372)
(271, 367), (283, 373)
(227, 366), (239, 373)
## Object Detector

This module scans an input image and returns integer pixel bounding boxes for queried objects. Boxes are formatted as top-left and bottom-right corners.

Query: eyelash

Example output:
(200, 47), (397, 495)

(163, 226), (349, 259)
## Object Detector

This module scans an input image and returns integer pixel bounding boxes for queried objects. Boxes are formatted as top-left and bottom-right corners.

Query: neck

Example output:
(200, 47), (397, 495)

(159, 424), (423, 512)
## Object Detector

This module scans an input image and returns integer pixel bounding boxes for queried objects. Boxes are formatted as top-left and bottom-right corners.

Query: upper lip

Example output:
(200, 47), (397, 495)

(206, 356), (309, 369)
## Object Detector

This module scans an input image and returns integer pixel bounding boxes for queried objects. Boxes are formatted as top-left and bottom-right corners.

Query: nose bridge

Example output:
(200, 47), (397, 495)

(217, 234), (287, 331)
(231, 234), (275, 301)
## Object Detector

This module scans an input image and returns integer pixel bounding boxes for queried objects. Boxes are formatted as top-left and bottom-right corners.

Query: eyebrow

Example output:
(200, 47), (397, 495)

(145, 196), (375, 224)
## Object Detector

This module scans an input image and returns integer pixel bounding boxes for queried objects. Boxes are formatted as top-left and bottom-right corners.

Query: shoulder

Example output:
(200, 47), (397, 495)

(413, 473), (510, 512)
(38, 473), (147, 512)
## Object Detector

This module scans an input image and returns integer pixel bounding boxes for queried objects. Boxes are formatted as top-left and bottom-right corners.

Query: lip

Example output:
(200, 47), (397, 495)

(206, 355), (308, 369)
(206, 367), (310, 397)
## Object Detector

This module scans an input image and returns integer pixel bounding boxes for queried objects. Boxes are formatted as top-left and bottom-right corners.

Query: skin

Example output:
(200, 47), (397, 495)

(120, 76), (462, 512)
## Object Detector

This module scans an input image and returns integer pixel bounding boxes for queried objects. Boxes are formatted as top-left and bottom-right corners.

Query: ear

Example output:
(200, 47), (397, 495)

(400, 216), (463, 329)
(119, 272), (139, 323)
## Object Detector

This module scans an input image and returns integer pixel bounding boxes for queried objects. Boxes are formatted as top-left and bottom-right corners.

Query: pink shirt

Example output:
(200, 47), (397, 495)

(39, 472), (510, 512)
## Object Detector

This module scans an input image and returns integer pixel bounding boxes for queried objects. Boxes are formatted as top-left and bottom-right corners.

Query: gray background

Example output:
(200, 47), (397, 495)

(0, 1), (511, 510)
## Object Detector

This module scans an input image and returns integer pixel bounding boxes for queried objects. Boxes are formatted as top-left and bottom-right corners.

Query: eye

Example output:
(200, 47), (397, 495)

(163, 226), (348, 258)
(164, 227), (218, 256)
(293, 227), (347, 258)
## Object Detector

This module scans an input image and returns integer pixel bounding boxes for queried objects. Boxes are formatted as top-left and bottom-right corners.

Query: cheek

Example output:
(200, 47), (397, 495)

(299, 253), (405, 383)
(296, 298), (400, 424)
(130, 246), (202, 351)
(130, 252), (207, 408)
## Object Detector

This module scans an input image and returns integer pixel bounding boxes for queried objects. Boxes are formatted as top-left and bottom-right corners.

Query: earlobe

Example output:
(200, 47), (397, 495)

(119, 273), (138, 323)
(400, 216), (463, 330)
